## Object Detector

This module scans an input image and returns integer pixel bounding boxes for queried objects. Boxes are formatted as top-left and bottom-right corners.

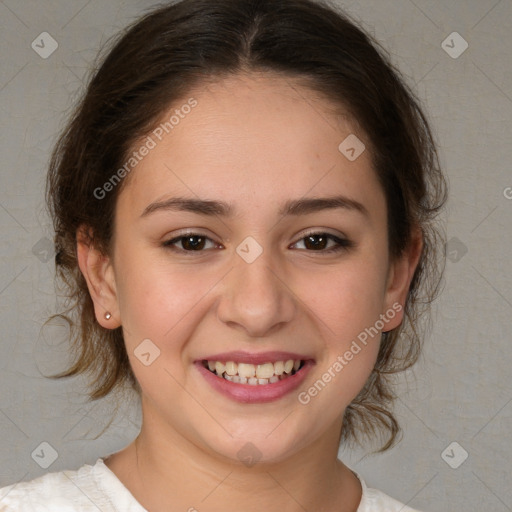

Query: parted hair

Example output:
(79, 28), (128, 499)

(46, 0), (447, 452)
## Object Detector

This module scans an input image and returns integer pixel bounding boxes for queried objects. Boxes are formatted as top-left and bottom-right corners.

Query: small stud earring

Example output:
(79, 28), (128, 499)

(104, 312), (112, 320)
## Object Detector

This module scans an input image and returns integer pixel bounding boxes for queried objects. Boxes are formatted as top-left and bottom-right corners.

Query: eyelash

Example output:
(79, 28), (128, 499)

(162, 231), (354, 255)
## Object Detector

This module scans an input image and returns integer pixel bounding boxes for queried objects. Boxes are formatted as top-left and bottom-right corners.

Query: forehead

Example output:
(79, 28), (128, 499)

(118, 72), (383, 218)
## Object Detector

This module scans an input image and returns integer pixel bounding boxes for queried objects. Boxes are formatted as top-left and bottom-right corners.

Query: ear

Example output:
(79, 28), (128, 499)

(76, 225), (121, 329)
(382, 226), (423, 331)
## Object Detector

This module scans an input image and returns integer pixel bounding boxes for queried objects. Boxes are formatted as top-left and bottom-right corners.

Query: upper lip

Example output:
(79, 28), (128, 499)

(197, 350), (314, 365)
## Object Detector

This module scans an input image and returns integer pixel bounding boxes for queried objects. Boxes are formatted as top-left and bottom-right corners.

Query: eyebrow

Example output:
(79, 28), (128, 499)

(140, 195), (369, 219)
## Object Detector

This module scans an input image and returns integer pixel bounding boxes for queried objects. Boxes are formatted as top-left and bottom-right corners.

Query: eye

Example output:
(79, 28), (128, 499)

(162, 233), (221, 253)
(162, 231), (353, 255)
(291, 232), (353, 253)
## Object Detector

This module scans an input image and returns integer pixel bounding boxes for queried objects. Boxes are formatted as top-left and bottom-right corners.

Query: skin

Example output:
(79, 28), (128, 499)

(77, 72), (422, 512)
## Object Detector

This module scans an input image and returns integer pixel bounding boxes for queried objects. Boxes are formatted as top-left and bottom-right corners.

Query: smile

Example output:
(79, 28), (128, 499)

(196, 353), (313, 403)
(202, 359), (304, 385)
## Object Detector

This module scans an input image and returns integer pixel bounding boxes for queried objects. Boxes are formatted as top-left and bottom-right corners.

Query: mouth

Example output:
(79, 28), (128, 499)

(196, 353), (314, 403)
(201, 358), (305, 385)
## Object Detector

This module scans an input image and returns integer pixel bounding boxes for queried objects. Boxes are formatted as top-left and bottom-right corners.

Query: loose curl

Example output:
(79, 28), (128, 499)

(45, 0), (447, 452)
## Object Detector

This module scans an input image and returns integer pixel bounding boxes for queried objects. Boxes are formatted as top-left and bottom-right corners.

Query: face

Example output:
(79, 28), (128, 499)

(82, 72), (416, 465)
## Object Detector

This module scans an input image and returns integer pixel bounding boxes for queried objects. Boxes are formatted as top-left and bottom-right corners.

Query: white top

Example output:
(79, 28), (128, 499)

(0, 458), (421, 511)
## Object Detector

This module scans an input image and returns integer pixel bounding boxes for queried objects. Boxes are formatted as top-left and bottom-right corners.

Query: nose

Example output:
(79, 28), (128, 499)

(216, 248), (297, 338)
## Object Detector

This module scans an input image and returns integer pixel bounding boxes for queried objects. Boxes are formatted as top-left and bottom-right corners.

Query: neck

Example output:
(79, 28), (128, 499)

(105, 402), (362, 512)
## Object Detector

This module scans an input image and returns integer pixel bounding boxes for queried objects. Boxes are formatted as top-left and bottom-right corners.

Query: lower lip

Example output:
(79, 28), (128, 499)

(195, 361), (314, 404)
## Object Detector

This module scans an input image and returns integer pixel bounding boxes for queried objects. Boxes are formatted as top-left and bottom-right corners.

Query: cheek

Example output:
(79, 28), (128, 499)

(114, 258), (222, 397)
(301, 259), (389, 341)
(296, 258), (387, 396)
(114, 252), (216, 347)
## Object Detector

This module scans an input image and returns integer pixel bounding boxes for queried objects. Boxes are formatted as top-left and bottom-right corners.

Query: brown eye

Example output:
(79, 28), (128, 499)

(304, 234), (329, 251)
(292, 233), (353, 253)
(181, 235), (207, 251)
(163, 233), (218, 253)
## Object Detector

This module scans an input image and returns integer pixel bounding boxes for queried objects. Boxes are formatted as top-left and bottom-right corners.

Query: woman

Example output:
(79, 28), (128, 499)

(0, 0), (446, 510)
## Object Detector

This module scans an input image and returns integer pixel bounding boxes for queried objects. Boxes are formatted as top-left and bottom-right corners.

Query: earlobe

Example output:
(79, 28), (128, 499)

(76, 225), (120, 329)
(383, 227), (423, 331)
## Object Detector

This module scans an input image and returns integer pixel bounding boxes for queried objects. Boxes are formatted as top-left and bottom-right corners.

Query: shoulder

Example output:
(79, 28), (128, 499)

(0, 460), (104, 511)
(357, 473), (422, 512)
(0, 458), (144, 512)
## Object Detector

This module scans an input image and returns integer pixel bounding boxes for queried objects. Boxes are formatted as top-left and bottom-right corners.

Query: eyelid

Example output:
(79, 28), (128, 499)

(294, 227), (348, 240)
(166, 228), (220, 241)
(163, 229), (222, 247)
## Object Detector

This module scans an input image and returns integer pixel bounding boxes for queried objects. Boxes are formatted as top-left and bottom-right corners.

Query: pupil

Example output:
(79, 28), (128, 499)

(305, 235), (327, 250)
(183, 236), (205, 251)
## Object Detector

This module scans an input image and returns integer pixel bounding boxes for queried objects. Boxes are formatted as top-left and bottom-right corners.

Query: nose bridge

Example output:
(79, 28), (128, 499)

(216, 241), (296, 337)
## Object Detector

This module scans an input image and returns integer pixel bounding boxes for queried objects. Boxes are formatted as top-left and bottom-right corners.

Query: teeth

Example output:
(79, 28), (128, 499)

(238, 363), (256, 379)
(256, 363), (274, 379)
(274, 361), (284, 375)
(284, 359), (294, 374)
(206, 358), (304, 384)
(225, 361), (237, 376)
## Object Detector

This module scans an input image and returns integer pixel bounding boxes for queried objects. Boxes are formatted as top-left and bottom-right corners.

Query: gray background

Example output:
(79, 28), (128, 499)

(0, 0), (511, 510)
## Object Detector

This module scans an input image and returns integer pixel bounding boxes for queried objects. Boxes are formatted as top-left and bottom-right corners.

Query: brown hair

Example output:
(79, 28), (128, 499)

(46, 0), (447, 452)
